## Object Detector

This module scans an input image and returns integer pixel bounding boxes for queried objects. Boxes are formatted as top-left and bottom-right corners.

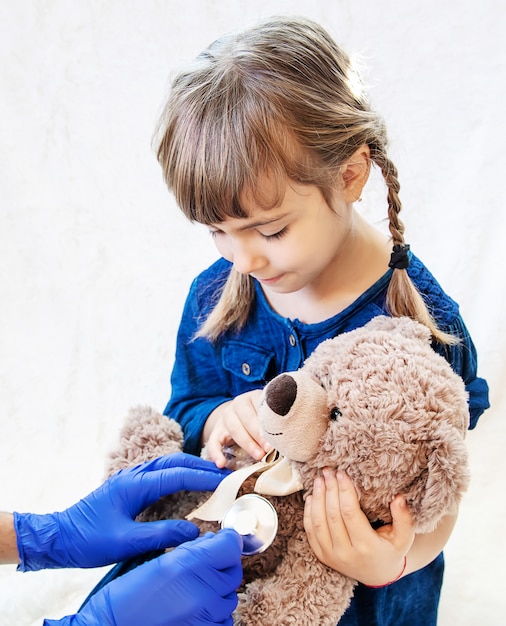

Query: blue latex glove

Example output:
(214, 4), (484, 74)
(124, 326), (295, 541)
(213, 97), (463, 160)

(15, 453), (229, 571)
(43, 530), (243, 626)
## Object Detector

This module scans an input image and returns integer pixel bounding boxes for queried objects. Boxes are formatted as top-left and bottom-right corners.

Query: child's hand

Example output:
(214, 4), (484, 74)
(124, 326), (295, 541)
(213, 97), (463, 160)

(303, 469), (415, 586)
(204, 390), (271, 468)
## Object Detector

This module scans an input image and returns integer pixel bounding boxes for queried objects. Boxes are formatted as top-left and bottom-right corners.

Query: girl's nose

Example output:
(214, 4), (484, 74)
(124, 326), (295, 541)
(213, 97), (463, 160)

(231, 242), (265, 276)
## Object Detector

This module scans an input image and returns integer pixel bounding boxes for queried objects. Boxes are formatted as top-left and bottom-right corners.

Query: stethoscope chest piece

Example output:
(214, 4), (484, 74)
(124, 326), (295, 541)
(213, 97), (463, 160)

(221, 493), (278, 556)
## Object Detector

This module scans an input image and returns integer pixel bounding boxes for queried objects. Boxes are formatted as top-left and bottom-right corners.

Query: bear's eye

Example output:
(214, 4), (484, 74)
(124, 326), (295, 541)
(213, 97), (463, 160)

(330, 407), (342, 421)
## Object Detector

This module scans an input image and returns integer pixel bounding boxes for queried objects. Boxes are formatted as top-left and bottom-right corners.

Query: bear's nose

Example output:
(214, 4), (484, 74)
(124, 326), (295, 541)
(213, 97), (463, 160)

(264, 373), (297, 416)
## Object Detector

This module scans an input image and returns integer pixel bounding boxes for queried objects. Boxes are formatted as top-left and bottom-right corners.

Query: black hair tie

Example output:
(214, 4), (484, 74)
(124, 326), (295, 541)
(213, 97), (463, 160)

(389, 244), (410, 270)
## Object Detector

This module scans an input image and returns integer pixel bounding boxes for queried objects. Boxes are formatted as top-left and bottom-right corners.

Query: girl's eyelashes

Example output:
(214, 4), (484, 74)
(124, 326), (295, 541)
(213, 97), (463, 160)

(261, 226), (289, 240)
(208, 226), (290, 240)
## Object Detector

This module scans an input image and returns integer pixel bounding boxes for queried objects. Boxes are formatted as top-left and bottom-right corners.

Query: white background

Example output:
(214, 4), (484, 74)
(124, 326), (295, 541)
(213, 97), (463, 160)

(1, 1), (504, 624)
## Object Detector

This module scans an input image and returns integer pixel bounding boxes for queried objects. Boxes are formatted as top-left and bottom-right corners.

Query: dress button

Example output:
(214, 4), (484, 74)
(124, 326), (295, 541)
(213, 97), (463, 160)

(242, 362), (251, 376)
(289, 334), (296, 347)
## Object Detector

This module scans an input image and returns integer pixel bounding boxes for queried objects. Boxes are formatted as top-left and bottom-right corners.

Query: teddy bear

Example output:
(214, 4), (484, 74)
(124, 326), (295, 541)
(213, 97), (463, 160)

(105, 315), (470, 626)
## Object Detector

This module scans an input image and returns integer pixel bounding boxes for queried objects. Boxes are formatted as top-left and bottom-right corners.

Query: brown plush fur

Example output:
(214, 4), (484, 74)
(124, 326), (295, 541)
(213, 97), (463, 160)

(106, 316), (470, 625)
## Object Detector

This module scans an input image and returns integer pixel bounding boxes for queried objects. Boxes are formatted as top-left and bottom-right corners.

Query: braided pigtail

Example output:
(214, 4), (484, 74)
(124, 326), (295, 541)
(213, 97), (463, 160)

(370, 144), (458, 344)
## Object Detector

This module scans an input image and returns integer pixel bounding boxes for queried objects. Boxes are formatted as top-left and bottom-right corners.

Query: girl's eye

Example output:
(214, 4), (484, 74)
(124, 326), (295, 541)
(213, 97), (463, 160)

(261, 226), (289, 240)
(209, 229), (222, 238)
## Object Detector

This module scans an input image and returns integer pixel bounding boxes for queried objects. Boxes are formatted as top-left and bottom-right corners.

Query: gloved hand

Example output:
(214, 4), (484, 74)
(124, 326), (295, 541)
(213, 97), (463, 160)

(15, 453), (229, 571)
(43, 530), (243, 626)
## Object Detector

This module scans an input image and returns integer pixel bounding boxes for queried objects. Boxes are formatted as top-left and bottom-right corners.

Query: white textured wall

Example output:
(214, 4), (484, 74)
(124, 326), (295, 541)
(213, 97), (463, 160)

(1, 1), (504, 624)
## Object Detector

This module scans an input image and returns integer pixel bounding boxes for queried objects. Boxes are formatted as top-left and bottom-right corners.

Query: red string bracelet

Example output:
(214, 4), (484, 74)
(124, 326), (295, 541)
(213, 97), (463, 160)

(364, 556), (407, 588)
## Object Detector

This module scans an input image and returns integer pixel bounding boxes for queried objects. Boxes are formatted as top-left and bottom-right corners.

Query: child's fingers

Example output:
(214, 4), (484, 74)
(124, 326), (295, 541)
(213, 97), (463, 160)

(388, 495), (415, 552)
(303, 477), (331, 560)
(321, 469), (350, 544)
(333, 471), (373, 543)
(244, 391), (271, 450)
(226, 419), (266, 461)
(227, 405), (268, 461)
(304, 470), (354, 557)
(206, 431), (229, 469)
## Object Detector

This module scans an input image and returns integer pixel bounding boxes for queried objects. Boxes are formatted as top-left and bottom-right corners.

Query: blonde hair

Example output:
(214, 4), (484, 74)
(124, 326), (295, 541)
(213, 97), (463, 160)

(154, 16), (456, 344)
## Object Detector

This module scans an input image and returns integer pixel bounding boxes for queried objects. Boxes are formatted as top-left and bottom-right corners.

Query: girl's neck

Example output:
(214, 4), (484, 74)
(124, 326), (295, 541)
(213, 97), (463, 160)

(263, 214), (391, 324)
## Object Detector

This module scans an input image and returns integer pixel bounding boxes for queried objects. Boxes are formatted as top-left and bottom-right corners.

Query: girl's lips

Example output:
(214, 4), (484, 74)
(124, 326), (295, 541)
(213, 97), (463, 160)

(256, 274), (284, 285)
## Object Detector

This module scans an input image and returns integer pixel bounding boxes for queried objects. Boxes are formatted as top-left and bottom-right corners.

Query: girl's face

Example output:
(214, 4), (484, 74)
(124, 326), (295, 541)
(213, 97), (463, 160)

(208, 177), (353, 296)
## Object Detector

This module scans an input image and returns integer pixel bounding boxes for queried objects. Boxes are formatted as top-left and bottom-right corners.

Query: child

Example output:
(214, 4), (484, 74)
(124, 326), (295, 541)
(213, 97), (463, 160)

(155, 16), (489, 625)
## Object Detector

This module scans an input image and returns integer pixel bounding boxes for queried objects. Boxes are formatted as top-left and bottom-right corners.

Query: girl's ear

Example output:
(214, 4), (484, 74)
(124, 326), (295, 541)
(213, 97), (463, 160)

(340, 145), (371, 202)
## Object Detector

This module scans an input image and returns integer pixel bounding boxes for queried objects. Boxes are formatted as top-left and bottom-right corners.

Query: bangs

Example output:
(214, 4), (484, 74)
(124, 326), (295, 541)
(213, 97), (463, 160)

(156, 71), (323, 225)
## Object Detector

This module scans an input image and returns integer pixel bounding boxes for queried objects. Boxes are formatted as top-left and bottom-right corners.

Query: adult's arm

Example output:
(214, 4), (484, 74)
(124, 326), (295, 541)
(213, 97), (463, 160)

(0, 512), (18, 564)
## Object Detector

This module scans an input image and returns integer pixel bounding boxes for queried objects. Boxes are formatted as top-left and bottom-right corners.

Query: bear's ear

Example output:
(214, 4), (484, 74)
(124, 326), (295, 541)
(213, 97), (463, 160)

(364, 315), (432, 343)
(403, 424), (469, 533)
